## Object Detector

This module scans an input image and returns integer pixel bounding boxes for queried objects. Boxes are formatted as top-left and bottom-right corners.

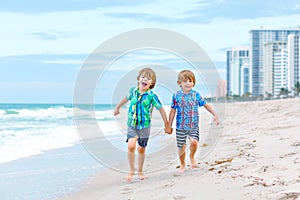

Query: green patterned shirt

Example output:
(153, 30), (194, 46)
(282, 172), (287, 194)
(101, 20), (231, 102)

(126, 87), (162, 130)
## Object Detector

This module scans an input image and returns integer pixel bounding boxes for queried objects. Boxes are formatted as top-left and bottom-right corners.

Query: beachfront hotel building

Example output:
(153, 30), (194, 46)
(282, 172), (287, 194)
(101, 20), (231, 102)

(249, 29), (300, 96)
(226, 47), (251, 96)
(263, 41), (287, 96)
(273, 48), (289, 97)
(287, 34), (300, 95)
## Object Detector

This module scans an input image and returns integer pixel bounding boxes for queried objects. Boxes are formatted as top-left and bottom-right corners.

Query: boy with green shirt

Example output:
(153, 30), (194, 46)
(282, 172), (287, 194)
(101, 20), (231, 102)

(114, 68), (172, 182)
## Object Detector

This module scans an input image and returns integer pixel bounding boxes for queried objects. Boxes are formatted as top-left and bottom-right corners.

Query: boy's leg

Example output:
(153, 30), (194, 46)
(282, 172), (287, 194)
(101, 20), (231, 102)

(176, 129), (188, 172)
(189, 139), (199, 168)
(136, 128), (150, 180)
(137, 145), (147, 180)
(178, 144), (186, 172)
(189, 127), (200, 168)
(126, 137), (137, 182)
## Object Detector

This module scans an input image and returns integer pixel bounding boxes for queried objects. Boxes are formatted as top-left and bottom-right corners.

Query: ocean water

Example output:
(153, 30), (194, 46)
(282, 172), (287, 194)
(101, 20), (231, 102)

(0, 104), (118, 200)
(0, 104), (115, 164)
(0, 103), (173, 200)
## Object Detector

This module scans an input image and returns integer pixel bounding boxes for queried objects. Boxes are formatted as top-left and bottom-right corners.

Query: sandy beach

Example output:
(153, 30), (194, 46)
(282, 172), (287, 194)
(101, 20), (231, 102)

(61, 98), (300, 200)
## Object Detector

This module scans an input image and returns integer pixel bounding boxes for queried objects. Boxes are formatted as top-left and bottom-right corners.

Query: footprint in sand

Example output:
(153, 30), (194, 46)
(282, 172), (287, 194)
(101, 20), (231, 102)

(173, 195), (186, 200)
(121, 187), (133, 195)
(279, 152), (297, 158)
(291, 141), (300, 147)
(278, 191), (300, 200)
(162, 181), (175, 188)
(294, 157), (300, 164)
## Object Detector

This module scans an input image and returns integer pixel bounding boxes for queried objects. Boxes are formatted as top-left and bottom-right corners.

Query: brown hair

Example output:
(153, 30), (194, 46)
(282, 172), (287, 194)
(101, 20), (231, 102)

(177, 70), (196, 86)
(137, 68), (157, 89)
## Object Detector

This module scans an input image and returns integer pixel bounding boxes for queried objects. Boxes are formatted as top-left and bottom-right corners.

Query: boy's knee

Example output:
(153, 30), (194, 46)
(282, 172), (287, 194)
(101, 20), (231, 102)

(138, 146), (145, 153)
(191, 139), (198, 147)
(128, 143), (136, 152)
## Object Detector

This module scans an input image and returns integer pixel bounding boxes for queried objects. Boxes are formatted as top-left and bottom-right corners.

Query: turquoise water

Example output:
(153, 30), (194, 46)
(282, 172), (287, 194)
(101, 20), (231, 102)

(0, 104), (114, 200)
(0, 103), (116, 163)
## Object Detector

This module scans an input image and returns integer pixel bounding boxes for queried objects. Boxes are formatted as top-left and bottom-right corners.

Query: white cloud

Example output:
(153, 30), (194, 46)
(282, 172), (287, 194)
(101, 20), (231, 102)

(294, 4), (300, 10)
(101, 0), (206, 20)
(0, 81), (72, 89)
(41, 59), (83, 65)
(1, 0), (300, 61)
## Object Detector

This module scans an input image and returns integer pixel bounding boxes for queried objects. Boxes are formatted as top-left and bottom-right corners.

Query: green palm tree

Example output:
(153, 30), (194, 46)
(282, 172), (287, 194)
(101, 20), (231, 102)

(294, 81), (300, 97)
(265, 91), (272, 99)
(279, 88), (289, 98)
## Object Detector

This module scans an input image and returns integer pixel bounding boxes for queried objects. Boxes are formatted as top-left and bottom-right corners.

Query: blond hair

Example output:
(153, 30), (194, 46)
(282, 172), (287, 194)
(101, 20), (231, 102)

(137, 68), (157, 89)
(177, 70), (196, 86)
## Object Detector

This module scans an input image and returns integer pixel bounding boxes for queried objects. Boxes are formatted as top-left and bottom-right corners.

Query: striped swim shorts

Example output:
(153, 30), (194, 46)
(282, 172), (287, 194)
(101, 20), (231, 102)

(176, 127), (199, 149)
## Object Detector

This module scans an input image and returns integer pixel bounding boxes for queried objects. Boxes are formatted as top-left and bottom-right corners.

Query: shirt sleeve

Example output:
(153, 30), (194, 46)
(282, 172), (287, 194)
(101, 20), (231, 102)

(197, 92), (207, 107)
(126, 87), (134, 100)
(171, 93), (177, 109)
(152, 94), (163, 110)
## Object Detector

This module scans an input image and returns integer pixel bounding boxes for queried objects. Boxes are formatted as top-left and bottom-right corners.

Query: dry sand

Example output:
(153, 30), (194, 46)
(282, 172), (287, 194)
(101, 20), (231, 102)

(61, 98), (300, 200)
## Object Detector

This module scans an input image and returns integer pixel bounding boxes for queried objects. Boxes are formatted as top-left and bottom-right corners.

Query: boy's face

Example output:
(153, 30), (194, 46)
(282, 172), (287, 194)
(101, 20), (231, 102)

(180, 78), (194, 93)
(138, 73), (153, 91)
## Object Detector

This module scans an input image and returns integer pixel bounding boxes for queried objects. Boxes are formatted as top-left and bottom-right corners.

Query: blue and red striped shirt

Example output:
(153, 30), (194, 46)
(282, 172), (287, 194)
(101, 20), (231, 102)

(171, 89), (206, 130)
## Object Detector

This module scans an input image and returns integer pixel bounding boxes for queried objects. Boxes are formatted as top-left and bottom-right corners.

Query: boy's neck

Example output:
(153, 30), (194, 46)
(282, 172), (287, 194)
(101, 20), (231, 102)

(182, 89), (192, 94)
(138, 86), (149, 94)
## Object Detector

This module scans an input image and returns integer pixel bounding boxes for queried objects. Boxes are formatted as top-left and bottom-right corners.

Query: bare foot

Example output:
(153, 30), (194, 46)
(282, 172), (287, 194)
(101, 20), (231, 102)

(190, 158), (198, 169)
(138, 172), (148, 180)
(179, 165), (185, 172)
(125, 172), (134, 182)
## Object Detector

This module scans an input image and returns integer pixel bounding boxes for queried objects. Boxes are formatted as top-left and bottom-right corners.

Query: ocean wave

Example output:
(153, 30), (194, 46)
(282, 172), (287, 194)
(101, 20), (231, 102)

(0, 110), (5, 115)
(0, 125), (79, 164)
(0, 104), (123, 164)
(5, 110), (19, 115)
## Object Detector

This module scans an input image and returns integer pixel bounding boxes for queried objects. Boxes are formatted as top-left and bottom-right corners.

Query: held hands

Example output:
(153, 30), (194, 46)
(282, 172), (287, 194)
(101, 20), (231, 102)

(164, 126), (173, 134)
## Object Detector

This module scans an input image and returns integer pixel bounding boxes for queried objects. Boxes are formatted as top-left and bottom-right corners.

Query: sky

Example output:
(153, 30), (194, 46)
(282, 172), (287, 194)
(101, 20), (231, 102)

(1, 0), (300, 103)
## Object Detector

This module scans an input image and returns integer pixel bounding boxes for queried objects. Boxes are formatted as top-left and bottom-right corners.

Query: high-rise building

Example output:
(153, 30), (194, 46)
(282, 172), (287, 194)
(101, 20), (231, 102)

(288, 34), (300, 94)
(226, 47), (251, 96)
(263, 41), (287, 96)
(273, 49), (288, 97)
(249, 29), (300, 96)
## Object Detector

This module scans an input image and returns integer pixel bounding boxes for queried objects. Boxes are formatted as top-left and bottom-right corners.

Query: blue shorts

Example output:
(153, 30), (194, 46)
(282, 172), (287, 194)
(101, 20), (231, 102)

(126, 127), (151, 148)
(176, 127), (199, 149)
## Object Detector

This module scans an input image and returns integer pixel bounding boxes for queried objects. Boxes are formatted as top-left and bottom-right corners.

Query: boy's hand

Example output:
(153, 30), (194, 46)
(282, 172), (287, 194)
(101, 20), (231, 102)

(164, 126), (173, 134)
(213, 117), (220, 125)
(113, 108), (120, 116)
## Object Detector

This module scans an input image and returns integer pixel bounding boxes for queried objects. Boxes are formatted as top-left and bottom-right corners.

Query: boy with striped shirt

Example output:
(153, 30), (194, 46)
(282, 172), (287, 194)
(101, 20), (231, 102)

(169, 70), (219, 172)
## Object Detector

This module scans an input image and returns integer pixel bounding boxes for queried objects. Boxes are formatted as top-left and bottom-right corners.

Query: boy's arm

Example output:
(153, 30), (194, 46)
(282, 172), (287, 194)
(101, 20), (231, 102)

(204, 103), (220, 125)
(169, 108), (176, 127)
(158, 107), (172, 134)
(113, 97), (128, 116)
